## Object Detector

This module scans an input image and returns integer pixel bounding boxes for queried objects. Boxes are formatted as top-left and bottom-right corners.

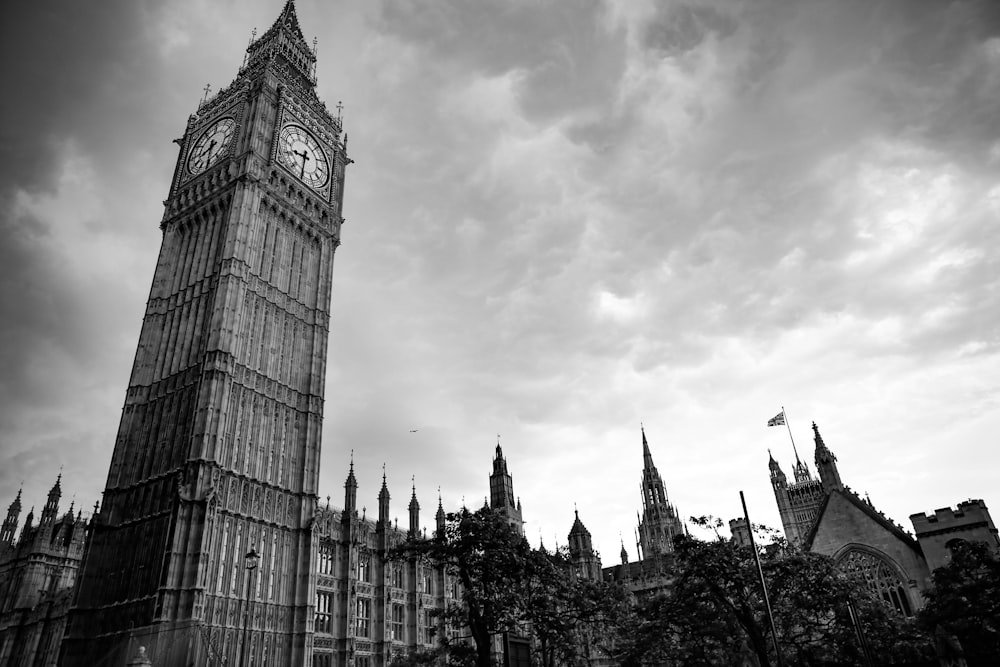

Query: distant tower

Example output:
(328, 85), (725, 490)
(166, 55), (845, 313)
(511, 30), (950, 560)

(1, 488), (21, 547)
(567, 509), (602, 581)
(636, 427), (685, 558)
(910, 499), (1000, 572)
(813, 422), (843, 493)
(769, 425), (833, 546)
(489, 441), (524, 535)
(729, 517), (752, 548)
(63, 3), (350, 664)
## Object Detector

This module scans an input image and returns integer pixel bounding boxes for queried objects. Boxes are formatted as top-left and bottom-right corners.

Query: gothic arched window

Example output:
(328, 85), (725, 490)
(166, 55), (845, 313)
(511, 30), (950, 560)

(838, 548), (913, 616)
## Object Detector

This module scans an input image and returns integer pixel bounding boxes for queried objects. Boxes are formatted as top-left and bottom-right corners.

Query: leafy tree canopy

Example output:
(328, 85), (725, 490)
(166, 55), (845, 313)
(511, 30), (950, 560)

(919, 539), (1000, 667)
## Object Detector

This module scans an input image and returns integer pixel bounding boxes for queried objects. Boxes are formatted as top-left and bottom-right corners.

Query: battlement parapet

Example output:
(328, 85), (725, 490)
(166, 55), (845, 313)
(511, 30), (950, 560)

(910, 499), (993, 536)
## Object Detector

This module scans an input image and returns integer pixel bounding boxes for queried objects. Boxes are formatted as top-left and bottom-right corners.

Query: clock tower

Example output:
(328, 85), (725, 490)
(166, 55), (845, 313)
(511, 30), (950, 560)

(62, 2), (349, 665)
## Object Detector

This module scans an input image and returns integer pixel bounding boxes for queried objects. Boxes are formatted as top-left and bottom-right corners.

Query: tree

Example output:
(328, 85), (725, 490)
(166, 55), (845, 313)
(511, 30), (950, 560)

(617, 518), (934, 666)
(393, 506), (629, 667)
(919, 540), (1000, 666)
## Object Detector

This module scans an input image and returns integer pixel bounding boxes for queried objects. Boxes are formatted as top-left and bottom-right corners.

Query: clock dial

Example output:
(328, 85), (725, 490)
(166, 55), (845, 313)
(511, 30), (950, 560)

(187, 117), (236, 175)
(277, 125), (330, 189)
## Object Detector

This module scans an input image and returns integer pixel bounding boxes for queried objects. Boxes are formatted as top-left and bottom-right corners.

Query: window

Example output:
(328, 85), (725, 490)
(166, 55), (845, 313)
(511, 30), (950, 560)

(356, 656), (370, 667)
(315, 592), (333, 634)
(358, 554), (371, 582)
(318, 542), (334, 575)
(839, 549), (913, 616)
(422, 570), (433, 594)
(391, 564), (403, 588)
(391, 603), (404, 642)
(421, 609), (436, 645)
(356, 597), (371, 638)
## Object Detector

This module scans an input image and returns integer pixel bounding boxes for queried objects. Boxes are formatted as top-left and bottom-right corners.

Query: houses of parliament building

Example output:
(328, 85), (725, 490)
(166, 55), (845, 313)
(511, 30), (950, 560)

(2, 3), (998, 666)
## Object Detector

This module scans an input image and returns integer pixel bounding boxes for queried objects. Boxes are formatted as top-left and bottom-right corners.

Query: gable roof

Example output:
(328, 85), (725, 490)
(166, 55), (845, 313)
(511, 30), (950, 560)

(804, 489), (922, 557)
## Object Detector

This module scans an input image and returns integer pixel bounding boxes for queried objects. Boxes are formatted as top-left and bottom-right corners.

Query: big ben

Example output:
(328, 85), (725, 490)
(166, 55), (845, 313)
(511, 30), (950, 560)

(62, 2), (348, 664)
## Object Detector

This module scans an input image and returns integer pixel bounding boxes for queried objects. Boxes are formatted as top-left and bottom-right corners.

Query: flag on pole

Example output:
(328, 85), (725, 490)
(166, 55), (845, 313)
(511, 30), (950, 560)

(767, 411), (785, 427)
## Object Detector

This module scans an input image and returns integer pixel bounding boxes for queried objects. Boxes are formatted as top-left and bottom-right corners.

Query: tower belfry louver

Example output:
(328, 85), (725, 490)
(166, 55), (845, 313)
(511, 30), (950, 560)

(62, 3), (349, 664)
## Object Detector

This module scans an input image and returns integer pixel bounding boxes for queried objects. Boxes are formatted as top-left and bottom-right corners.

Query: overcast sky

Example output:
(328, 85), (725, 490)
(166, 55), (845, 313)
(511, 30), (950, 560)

(1, 0), (998, 562)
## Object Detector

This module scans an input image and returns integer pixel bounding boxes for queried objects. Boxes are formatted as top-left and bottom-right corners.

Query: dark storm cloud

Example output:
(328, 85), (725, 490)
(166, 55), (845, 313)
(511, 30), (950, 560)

(0, 2), (150, 198)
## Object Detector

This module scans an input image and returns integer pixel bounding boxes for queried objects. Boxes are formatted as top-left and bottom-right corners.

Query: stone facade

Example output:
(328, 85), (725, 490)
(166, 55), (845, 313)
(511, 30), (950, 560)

(311, 466), (457, 667)
(768, 422), (1000, 619)
(910, 499), (1000, 573)
(0, 479), (90, 667)
(806, 490), (929, 616)
(602, 428), (682, 597)
(61, 3), (349, 664)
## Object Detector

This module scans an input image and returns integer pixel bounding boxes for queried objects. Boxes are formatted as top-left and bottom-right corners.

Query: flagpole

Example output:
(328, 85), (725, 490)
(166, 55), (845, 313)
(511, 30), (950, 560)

(782, 406), (800, 462)
(740, 490), (783, 667)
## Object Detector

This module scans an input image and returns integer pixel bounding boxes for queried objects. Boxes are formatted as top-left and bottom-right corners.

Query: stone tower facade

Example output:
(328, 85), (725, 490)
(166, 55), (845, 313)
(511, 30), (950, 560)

(489, 443), (523, 536)
(567, 510), (603, 582)
(769, 423), (838, 545)
(636, 427), (685, 559)
(62, 3), (349, 664)
(910, 499), (1000, 572)
(0, 479), (89, 666)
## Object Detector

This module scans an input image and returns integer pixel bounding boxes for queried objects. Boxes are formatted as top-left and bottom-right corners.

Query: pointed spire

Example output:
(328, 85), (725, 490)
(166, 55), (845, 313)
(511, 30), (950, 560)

(344, 453), (358, 515)
(620, 537), (629, 565)
(812, 422), (843, 492)
(10, 487), (22, 512)
(378, 465), (390, 527)
(41, 473), (62, 525)
(641, 425), (655, 472)
(1, 488), (22, 545)
(435, 488), (446, 537)
(244, 0), (317, 86)
(408, 478), (420, 538)
(21, 506), (35, 541)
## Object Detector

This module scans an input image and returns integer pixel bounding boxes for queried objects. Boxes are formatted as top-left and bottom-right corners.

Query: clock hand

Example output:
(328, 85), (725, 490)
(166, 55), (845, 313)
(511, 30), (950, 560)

(293, 149), (310, 178)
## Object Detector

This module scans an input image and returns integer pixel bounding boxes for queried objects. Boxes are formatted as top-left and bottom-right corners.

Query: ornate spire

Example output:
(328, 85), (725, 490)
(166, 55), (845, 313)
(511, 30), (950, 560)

(408, 478), (420, 537)
(41, 473), (62, 525)
(641, 424), (655, 472)
(377, 465), (390, 527)
(344, 454), (358, 514)
(243, 0), (318, 86)
(1, 488), (22, 545)
(813, 422), (843, 492)
(435, 488), (446, 537)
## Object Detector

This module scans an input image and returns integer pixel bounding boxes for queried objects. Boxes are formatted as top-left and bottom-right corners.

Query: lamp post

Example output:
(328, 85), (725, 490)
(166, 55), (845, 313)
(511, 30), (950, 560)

(237, 548), (260, 667)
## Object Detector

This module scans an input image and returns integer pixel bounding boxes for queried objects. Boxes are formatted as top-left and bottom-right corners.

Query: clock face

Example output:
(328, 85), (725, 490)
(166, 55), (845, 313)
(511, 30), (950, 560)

(277, 125), (330, 189)
(187, 117), (236, 175)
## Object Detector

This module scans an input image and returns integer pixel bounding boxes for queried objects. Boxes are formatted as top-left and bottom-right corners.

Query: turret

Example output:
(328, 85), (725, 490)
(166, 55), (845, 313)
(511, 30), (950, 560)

(620, 539), (629, 565)
(489, 439), (524, 535)
(1, 488), (22, 546)
(21, 506), (35, 542)
(636, 426), (685, 558)
(408, 482), (420, 538)
(768, 450), (786, 487)
(567, 508), (601, 581)
(435, 491), (446, 538)
(812, 422), (843, 492)
(377, 468), (390, 528)
(344, 459), (358, 516)
(40, 473), (62, 526)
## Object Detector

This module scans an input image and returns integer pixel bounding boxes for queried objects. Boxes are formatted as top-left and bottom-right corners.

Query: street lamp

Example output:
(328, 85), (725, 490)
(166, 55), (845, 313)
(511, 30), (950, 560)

(237, 548), (260, 667)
